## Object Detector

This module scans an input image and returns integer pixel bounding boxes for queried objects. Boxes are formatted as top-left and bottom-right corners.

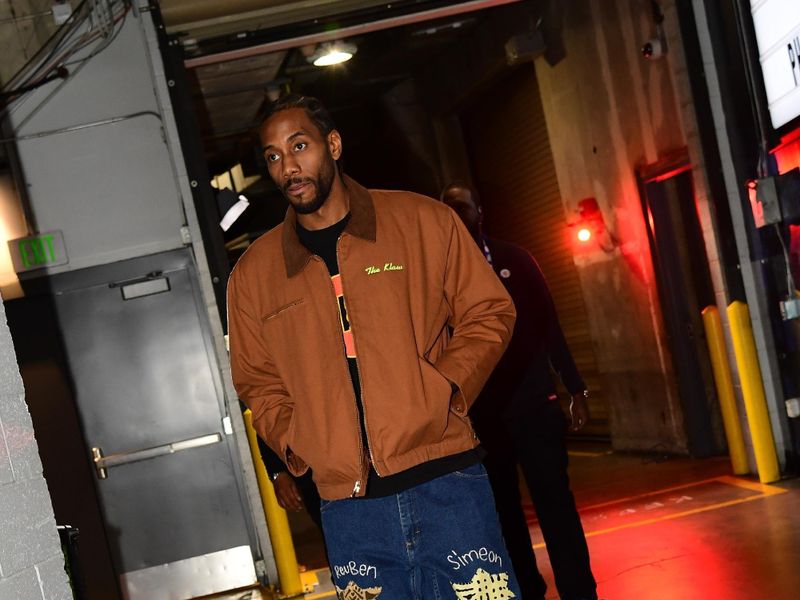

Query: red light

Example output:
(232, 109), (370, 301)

(771, 126), (800, 174)
(577, 227), (592, 242)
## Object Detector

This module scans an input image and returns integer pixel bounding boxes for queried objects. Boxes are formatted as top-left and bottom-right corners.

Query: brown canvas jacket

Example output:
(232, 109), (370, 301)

(227, 176), (516, 499)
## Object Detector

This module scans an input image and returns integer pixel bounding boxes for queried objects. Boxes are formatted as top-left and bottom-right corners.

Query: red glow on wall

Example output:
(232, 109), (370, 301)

(569, 198), (605, 254)
(772, 126), (800, 174)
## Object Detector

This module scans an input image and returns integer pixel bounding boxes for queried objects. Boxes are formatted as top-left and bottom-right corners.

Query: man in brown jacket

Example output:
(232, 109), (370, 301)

(228, 95), (519, 599)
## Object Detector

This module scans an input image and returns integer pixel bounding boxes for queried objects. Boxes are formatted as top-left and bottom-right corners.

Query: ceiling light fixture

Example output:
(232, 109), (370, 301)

(310, 42), (356, 67)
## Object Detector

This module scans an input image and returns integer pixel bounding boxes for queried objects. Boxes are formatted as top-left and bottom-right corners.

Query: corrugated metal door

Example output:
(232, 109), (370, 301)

(461, 65), (608, 437)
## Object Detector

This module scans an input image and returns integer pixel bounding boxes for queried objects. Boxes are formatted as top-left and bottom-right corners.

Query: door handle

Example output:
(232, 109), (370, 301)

(91, 433), (222, 480)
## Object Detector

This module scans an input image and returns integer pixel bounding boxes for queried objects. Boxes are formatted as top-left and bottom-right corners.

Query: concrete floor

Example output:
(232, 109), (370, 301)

(203, 445), (800, 599)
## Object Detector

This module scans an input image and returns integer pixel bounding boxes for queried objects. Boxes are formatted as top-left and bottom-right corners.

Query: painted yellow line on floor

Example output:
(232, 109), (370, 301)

(577, 476), (734, 511)
(716, 474), (787, 495)
(532, 477), (788, 549)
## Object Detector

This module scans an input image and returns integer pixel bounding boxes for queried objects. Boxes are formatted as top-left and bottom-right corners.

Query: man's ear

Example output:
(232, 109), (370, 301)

(328, 129), (343, 160)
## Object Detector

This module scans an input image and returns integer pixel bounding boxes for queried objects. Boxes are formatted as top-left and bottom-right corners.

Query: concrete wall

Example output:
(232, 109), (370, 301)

(533, 0), (692, 452)
(0, 294), (72, 600)
(0, 0), (58, 86)
(414, 0), (698, 450)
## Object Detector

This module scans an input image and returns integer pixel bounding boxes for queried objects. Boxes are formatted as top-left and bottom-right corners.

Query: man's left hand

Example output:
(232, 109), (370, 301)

(569, 393), (590, 431)
(272, 472), (304, 512)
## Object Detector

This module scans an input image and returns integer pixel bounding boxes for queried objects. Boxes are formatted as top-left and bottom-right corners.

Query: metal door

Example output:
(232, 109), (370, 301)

(50, 249), (256, 600)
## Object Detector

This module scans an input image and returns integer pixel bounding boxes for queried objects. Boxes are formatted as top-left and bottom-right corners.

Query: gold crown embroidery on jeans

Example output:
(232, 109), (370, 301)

(451, 568), (516, 600)
(335, 580), (383, 600)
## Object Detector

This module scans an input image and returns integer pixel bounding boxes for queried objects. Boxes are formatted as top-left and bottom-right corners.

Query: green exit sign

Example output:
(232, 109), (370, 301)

(8, 231), (69, 273)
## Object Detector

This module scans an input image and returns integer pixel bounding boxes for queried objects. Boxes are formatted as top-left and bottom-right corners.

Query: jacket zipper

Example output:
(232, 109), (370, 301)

(329, 238), (376, 496)
(323, 259), (365, 496)
(348, 322), (378, 476)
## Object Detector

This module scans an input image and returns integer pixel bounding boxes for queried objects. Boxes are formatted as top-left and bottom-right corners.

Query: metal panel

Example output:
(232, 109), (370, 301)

(120, 546), (256, 600)
(50, 249), (256, 598)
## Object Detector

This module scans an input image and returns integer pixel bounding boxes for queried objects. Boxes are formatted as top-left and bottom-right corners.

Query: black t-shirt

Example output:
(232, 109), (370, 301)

(297, 214), (480, 497)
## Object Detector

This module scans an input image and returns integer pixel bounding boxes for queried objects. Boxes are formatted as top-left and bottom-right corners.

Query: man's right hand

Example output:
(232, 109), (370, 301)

(272, 472), (304, 511)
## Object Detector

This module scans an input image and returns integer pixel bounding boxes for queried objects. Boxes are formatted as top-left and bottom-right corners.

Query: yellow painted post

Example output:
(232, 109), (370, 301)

(243, 409), (304, 597)
(701, 306), (749, 475)
(726, 302), (781, 483)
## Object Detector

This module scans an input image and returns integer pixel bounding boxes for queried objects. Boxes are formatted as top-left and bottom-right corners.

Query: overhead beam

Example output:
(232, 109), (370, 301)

(184, 0), (524, 69)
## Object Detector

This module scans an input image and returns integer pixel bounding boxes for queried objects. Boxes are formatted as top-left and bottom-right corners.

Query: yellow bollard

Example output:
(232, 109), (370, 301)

(701, 306), (749, 475)
(726, 302), (781, 483)
(243, 409), (304, 597)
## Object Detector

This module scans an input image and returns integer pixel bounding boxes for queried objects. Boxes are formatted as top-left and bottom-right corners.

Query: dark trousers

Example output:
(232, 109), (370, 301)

(482, 400), (597, 600)
(296, 471), (323, 531)
(484, 450), (547, 598)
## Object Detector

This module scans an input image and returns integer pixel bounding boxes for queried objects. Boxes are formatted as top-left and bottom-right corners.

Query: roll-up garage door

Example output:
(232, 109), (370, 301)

(461, 65), (608, 437)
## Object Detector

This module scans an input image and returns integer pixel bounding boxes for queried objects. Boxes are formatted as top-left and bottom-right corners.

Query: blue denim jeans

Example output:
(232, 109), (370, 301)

(320, 462), (521, 599)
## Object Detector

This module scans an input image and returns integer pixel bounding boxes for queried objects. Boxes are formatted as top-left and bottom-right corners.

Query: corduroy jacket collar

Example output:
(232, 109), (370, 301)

(281, 175), (377, 278)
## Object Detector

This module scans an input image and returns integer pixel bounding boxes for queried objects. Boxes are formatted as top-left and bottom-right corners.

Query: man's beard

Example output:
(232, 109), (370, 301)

(282, 154), (336, 215)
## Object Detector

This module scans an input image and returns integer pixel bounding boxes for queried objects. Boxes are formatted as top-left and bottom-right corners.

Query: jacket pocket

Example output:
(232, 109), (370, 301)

(418, 357), (452, 403)
(418, 357), (453, 440)
(262, 298), (305, 322)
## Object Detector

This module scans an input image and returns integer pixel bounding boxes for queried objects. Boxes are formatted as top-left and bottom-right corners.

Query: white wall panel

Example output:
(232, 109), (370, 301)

(8, 10), (185, 275)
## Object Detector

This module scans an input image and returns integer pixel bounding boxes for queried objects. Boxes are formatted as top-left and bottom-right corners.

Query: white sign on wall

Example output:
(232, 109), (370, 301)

(750, 0), (800, 129)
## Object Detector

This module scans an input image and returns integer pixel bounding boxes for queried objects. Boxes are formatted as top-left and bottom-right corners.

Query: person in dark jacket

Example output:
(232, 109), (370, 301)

(442, 181), (597, 600)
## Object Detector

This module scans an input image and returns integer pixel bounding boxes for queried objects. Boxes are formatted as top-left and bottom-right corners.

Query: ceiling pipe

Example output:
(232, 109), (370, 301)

(184, 0), (525, 69)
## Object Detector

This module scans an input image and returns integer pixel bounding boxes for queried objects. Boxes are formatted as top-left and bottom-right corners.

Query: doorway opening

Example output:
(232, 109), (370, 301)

(637, 152), (725, 458)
